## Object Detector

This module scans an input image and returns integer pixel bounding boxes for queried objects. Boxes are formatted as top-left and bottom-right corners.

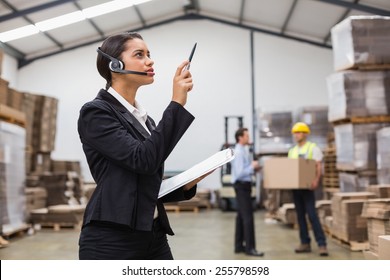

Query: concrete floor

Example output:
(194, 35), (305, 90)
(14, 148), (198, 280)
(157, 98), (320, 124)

(0, 209), (365, 260)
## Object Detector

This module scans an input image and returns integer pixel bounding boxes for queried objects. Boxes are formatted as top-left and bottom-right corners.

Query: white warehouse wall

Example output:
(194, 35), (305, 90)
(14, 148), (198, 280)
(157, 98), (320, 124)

(4, 19), (333, 188)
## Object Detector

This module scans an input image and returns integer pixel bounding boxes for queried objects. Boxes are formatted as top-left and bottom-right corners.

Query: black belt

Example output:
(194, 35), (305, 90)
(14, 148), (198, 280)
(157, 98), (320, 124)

(235, 180), (251, 184)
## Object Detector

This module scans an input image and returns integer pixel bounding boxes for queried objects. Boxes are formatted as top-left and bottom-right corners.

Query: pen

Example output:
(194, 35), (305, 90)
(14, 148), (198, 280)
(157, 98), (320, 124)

(185, 42), (197, 71)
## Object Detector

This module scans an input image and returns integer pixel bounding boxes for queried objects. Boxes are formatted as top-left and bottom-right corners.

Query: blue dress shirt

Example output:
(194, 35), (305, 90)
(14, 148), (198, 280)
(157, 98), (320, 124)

(231, 143), (254, 183)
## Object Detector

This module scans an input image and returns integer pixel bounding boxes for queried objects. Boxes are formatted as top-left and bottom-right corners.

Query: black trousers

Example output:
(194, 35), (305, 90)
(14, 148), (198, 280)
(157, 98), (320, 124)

(234, 181), (255, 252)
(79, 217), (173, 260)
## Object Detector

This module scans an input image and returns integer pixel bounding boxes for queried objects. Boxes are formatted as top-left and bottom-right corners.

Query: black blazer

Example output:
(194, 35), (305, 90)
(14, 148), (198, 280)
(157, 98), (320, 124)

(78, 89), (196, 235)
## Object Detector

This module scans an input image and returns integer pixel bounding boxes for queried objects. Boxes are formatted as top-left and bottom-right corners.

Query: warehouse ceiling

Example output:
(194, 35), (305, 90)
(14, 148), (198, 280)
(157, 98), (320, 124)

(0, 0), (389, 68)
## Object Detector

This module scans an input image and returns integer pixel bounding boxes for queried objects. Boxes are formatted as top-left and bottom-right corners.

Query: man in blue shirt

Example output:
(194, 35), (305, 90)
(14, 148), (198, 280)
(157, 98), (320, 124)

(231, 128), (264, 257)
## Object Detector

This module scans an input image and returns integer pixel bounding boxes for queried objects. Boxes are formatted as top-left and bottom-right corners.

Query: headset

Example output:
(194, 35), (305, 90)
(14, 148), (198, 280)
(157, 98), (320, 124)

(96, 47), (148, 76)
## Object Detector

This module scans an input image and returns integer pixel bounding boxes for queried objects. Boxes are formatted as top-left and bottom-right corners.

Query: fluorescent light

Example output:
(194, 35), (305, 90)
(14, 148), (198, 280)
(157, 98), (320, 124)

(35, 11), (86, 31)
(83, 0), (151, 18)
(0, 0), (153, 42)
(0, 25), (39, 42)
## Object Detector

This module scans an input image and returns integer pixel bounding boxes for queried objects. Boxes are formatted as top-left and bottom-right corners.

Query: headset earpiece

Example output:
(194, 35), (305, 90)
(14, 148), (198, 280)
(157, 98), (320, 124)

(109, 60), (124, 72)
(97, 47), (124, 73)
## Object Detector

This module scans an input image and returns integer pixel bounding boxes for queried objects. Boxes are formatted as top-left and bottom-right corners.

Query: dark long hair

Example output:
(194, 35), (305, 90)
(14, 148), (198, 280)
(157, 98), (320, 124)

(97, 32), (143, 90)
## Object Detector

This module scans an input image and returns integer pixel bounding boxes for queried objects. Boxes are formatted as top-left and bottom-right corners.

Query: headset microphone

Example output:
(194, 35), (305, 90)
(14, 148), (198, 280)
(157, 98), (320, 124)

(96, 48), (148, 76)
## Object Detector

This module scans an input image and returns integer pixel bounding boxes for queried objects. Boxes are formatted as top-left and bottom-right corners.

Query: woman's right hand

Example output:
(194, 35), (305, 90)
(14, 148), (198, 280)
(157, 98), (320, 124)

(172, 60), (193, 106)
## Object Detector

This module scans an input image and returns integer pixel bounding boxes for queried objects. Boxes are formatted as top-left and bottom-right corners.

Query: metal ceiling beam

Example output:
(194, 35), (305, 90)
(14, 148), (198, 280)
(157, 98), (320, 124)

(0, 0), (74, 23)
(194, 14), (331, 49)
(322, 0), (359, 44)
(1, 0), (63, 48)
(316, 0), (390, 16)
(134, 5), (147, 27)
(281, 0), (298, 34)
(0, 41), (25, 59)
(18, 13), (332, 68)
(73, 1), (104, 38)
(238, 0), (246, 24)
(184, 0), (200, 14)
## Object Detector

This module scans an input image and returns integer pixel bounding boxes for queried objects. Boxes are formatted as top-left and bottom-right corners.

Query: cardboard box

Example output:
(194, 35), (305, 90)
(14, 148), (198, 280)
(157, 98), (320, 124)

(363, 250), (378, 260)
(331, 16), (390, 71)
(335, 123), (390, 171)
(0, 104), (26, 127)
(263, 157), (316, 189)
(0, 78), (9, 105)
(327, 71), (390, 122)
(0, 49), (3, 76)
(378, 235), (390, 260)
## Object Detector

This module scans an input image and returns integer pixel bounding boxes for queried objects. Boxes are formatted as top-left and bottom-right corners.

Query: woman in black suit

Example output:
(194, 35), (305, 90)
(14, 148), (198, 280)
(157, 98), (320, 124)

(78, 32), (200, 260)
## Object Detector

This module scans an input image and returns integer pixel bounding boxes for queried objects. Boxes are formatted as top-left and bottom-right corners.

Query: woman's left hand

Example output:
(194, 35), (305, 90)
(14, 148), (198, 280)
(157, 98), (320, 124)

(183, 169), (216, 191)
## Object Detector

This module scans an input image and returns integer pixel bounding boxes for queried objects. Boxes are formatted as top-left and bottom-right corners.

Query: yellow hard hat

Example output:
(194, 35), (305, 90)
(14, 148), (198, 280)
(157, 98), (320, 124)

(291, 122), (310, 134)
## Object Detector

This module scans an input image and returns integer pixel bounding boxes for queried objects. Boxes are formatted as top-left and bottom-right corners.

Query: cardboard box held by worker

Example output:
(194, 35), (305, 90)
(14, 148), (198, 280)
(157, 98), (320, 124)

(263, 158), (316, 189)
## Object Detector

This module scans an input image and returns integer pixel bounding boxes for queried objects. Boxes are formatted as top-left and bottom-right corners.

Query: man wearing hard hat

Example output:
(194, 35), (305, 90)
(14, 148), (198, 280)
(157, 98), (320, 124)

(288, 122), (328, 257)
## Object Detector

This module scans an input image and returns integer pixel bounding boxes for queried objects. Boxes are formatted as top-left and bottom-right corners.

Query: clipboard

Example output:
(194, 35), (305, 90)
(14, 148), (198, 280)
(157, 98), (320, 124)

(159, 148), (235, 198)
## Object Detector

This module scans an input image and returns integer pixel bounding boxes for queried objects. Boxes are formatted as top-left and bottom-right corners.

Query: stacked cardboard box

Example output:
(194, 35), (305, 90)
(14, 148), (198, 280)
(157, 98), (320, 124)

(39, 173), (79, 206)
(328, 16), (390, 195)
(316, 200), (332, 232)
(0, 121), (27, 235)
(378, 235), (390, 260)
(377, 127), (390, 184)
(195, 188), (212, 209)
(0, 78), (9, 105)
(30, 204), (85, 229)
(322, 145), (339, 193)
(330, 192), (375, 242)
(51, 160), (81, 175)
(334, 123), (390, 171)
(327, 71), (390, 122)
(366, 185), (390, 198)
(338, 172), (378, 193)
(258, 111), (293, 154)
(361, 199), (390, 254)
(25, 187), (47, 213)
(0, 49), (3, 76)
(276, 203), (297, 225)
(0, 77), (58, 174)
(29, 94), (58, 155)
(331, 16), (390, 71)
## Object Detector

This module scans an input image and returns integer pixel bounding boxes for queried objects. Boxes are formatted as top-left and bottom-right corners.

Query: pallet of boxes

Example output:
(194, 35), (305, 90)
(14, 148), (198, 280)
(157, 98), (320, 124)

(0, 70), (28, 246)
(325, 15), (390, 253)
(361, 127), (390, 259)
(1, 68), (85, 235)
(23, 94), (85, 231)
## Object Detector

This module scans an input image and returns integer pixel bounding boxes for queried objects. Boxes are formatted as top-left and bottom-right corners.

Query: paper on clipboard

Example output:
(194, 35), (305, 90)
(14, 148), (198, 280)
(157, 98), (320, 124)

(158, 148), (235, 198)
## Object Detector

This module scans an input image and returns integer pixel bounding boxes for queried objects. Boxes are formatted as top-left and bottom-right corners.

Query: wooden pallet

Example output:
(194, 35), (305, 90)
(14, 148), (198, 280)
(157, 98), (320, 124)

(349, 63), (390, 71)
(323, 155), (337, 161)
(324, 166), (338, 172)
(323, 183), (339, 189)
(3, 224), (32, 239)
(37, 222), (82, 231)
(332, 115), (390, 125)
(327, 232), (369, 252)
(164, 204), (199, 213)
(323, 148), (336, 156)
(0, 104), (26, 127)
(323, 172), (339, 178)
(323, 183), (339, 188)
(336, 168), (377, 176)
